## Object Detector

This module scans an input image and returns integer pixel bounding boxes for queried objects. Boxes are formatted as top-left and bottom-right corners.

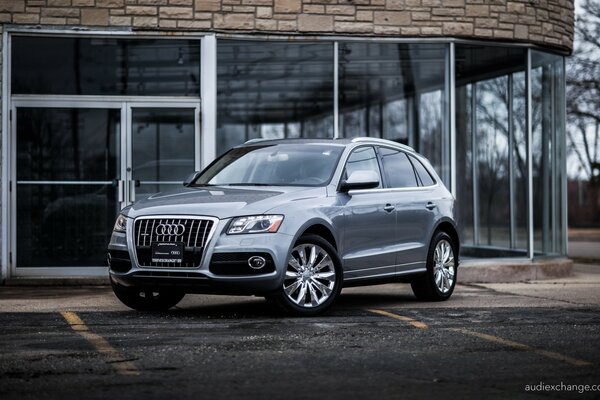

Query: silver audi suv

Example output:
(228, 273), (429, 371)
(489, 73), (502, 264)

(108, 138), (459, 316)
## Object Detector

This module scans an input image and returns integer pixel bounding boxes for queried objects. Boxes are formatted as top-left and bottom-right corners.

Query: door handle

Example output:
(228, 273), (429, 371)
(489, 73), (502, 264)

(130, 180), (140, 203)
(426, 202), (437, 210)
(383, 204), (395, 213)
(115, 179), (125, 203)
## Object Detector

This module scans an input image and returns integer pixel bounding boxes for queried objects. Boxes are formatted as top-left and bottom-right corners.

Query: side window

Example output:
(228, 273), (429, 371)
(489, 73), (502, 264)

(409, 155), (436, 186)
(378, 147), (418, 188)
(343, 146), (382, 189)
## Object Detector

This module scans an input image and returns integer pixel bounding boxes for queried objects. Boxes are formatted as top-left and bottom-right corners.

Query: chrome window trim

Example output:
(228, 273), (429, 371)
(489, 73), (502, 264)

(128, 215), (220, 271)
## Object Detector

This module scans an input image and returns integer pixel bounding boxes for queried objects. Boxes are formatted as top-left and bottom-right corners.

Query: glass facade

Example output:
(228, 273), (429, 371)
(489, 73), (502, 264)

(12, 36), (200, 96)
(216, 40), (334, 155)
(531, 51), (567, 256)
(4, 35), (569, 276)
(214, 39), (567, 259)
(455, 45), (528, 256)
(16, 108), (121, 267)
(338, 43), (449, 183)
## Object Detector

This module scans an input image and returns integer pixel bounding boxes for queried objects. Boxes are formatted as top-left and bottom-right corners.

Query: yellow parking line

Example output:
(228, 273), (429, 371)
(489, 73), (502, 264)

(368, 309), (428, 330)
(448, 327), (592, 367)
(61, 311), (140, 376)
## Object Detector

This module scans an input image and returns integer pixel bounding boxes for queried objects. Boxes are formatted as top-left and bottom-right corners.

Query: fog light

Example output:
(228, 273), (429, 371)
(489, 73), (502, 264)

(248, 256), (266, 270)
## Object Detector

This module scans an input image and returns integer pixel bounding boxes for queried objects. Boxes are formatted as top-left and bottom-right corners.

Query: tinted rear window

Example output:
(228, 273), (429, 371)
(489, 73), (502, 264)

(378, 147), (418, 188)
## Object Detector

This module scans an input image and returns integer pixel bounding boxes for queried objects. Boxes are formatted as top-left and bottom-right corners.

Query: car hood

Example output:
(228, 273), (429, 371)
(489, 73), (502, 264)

(126, 185), (327, 220)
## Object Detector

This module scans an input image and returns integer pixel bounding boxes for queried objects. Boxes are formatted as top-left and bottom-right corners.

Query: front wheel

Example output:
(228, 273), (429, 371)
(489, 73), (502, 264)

(411, 231), (457, 301)
(111, 277), (185, 311)
(266, 235), (342, 316)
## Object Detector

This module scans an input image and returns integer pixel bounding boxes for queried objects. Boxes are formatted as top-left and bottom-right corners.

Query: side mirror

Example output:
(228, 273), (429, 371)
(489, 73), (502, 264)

(183, 171), (202, 187)
(340, 170), (380, 192)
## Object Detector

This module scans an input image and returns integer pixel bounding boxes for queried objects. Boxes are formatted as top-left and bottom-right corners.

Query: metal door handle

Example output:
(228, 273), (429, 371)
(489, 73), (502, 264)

(130, 180), (140, 203)
(116, 179), (125, 203)
(426, 202), (437, 210)
(383, 204), (395, 212)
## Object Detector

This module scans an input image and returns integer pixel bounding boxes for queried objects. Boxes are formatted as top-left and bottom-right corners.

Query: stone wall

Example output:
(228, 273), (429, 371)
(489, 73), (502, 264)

(0, 0), (575, 52)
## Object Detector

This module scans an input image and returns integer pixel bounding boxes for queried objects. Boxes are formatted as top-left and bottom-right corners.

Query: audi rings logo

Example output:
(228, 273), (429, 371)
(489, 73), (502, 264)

(155, 223), (186, 236)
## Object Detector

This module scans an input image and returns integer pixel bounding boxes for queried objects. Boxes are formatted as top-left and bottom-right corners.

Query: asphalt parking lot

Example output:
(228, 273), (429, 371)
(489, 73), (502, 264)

(1, 264), (600, 400)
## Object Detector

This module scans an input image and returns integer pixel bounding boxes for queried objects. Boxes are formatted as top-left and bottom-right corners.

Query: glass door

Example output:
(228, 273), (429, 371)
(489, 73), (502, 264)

(10, 101), (201, 276)
(13, 106), (122, 269)
(127, 105), (199, 202)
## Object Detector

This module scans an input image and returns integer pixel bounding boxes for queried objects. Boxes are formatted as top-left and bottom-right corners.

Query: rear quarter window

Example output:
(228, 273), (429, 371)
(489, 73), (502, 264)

(409, 155), (436, 186)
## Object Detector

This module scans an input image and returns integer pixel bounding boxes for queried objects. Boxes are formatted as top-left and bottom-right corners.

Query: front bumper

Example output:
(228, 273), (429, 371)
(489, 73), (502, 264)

(107, 216), (295, 295)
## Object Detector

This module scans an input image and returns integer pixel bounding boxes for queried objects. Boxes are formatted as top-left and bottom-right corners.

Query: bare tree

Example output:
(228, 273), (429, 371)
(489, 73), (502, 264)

(568, 0), (600, 182)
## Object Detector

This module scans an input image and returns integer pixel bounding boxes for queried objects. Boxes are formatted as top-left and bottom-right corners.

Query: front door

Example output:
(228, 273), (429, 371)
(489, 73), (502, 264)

(11, 101), (200, 276)
(339, 146), (398, 281)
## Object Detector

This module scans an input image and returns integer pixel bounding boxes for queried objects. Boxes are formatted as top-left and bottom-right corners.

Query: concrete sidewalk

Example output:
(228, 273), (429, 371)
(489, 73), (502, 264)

(459, 257), (573, 283)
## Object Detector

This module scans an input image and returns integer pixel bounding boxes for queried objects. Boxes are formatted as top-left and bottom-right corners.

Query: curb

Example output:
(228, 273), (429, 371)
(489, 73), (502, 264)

(459, 257), (573, 283)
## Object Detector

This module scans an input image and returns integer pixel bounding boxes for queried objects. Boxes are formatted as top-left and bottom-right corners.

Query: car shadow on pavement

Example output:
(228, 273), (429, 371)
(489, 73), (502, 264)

(163, 292), (420, 319)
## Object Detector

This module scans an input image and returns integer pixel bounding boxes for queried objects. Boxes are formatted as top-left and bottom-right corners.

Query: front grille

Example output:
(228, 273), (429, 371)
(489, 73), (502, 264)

(134, 217), (215, 268)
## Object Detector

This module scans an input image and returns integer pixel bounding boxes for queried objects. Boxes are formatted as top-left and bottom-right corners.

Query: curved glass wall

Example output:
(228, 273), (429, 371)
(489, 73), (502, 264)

(455, 45), (528, 256)
(531, 51), (567, 256)
(215, 39), (567, 258)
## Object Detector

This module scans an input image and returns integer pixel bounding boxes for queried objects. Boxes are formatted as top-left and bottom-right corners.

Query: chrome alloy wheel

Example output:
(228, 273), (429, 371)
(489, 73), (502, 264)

(433, 239), (455, 293)
(283, 244), (336, 308)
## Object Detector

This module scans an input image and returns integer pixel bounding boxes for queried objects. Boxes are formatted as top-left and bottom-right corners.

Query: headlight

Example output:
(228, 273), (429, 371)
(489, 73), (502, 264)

(227, 215), (284, 234)
(113, 214), (128, 233)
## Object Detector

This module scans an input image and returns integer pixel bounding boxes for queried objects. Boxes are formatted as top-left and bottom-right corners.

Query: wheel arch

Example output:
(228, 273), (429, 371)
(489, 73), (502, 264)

(433, 218), (460, 262)
(298, 222), (338, 251)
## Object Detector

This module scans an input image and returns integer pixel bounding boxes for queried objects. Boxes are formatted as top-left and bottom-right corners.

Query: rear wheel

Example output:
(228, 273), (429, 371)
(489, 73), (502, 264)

(411, 231), (457, 301)
(111, 277), (185, 311)
(266, 234), (342, 316)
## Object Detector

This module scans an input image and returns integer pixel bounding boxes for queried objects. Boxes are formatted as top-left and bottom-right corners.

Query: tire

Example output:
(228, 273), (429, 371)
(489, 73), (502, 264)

(266, 234), (343, 316)
(111, 277), (185, 311)
(411, 231), (458, 301)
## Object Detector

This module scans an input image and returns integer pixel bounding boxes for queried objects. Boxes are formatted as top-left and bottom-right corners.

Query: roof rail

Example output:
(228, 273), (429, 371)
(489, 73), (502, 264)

(243, 138), (271, 145)
(351, 137), (415, 152)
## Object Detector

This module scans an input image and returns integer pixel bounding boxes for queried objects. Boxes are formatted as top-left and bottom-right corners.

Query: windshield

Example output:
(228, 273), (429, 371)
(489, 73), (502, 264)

(194, 144), (344, 187)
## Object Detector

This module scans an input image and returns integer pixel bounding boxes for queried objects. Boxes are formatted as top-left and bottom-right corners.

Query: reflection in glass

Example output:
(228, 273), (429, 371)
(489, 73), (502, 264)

(531, 51), (566, 255)
(338, 43), (448, 182)
(132, 108), (196, 197)
(217, 40), (334, 155)
(17, 185), (118, 268)
(12, 36), (200, 96)
(16, 108), (120, 268)
(455, 45), (527, 255)
(17, 109), (120, 181)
